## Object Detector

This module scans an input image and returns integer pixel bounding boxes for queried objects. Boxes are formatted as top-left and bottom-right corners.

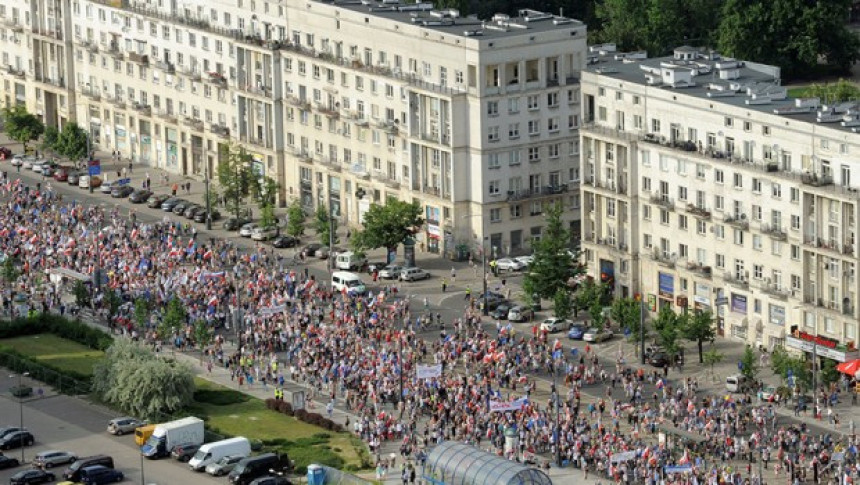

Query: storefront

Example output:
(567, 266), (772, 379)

(426, 206), (441, 254)
(729, 293), (748, 340)
(785, 331), (860, 363)
(658, 272), (674, 309)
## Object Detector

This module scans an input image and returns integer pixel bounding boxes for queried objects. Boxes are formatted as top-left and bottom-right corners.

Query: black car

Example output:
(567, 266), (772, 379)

(302, 243), (323, 256)
(223, 217), (251, 231)
(249, 476), (291, 485)
(170, 443), (202, 462)
(9, 468), (53, 484)
(129, 189), (152, 203)
(194, 209), (221, 223)
(490, 304), (511, 320)
(172, 200), (191, 214)
(161, 197), (183, 211)
(0, 455), (20, 469)
(271, 235), (299, 248)
(0, 430), (34, 450)
(184, 205), (204, 219)
(648, 352), (670, 368)
(148, 194), (170, 208)
(111, 185), (135, 198)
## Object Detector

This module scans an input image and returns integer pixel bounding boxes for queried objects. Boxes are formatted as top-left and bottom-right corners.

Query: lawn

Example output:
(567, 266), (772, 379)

(189, 378), (369, 473)
(0, 334), (104, 377)
(787, 86), (809, 98)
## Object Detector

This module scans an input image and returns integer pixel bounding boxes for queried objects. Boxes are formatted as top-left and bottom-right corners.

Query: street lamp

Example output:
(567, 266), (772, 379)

(9, 371), (30, 464)
(551, 361), (562, 467)
(140, 448), (146, 485)
(204, 160), (212, 230)
(461, 214), (489, 316)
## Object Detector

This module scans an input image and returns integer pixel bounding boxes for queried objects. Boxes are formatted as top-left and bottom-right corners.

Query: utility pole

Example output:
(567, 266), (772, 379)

(87, 132), (94, 194)
(204, 160), (212, 230)
(329, 209), (335, 274)
(481, 236), (488, 316)
(553, 363), (562, 467)
(639, 296), (646, 365)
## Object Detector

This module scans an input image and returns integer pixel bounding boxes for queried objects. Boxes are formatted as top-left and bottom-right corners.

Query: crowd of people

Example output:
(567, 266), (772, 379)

(0, 174), (858, 485)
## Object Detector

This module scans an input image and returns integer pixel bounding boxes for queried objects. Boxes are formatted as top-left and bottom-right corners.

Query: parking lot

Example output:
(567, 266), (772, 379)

(0, 375), (221, 485)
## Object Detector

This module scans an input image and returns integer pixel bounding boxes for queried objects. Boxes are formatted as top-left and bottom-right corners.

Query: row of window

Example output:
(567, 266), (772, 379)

(487, 115), (578, 142)
(486, 90), (579, 116)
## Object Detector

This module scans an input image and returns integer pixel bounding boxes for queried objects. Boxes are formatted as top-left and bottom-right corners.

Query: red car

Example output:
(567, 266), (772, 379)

(0, 147), (12, 160)
(53, 166), (72, 181)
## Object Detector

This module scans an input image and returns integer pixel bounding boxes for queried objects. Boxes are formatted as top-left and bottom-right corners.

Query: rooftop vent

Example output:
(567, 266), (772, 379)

(773, 97), (820, 115)
(519, 9), (552, 22)
(491, 13), (509, 22)
(463, 29), (483, 36)
(552, 16), (573, 25)
(719, 69), (740, 80)
(430, 8), (459, 18)
(706, 83), (738, 97)
(614, 51), (647, 62)
(397, 3), (433, 11)
(842, 113), (860, 128)
(589, 43), (617, 54)
(673, 46), (698, 60)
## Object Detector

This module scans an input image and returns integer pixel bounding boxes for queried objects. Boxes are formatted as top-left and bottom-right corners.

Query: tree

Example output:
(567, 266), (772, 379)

(54, 122), (88, 161)
(804, 79), (860, 104)
(133, 297), (151, 330)
(3, 106), (44, 153)
(524, 203), (579, 300)
(72, 280), (90, 309)
(351, 199), (423, 253)
(315, 203), (337, 246)
(192, 319), (212, 362)
(574, 279), (603, 317)
(253, 176), (279, 229)
(217, 144), (257, 219)
(702, 346), (724, 382)
(771, 346), (811, 393)
(41, 126), (60, 153)
(718, 0), (860, 80)
(681, 310), (716, 364)
(611, 297), (647, 352)
(653, 305), (682, 359)
(740, 344), (759, 382)
(157, 297), (187, 341)
(104, 289), (123, 326)
(286, 199), (306, 238)
(593, 0), (651, 52)
(553, 287), (573, 320)
(92, 339), (195, 420)
(1, 257), (20, 317)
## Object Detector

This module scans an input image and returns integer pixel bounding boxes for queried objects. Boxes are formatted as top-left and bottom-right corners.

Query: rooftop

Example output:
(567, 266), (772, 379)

(319, 1), (584, 39)
(584, 44), (860, 135)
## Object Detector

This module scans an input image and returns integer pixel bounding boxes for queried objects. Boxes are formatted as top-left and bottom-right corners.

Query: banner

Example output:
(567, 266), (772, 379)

(416, 364), (442, 379)
(664, 465), (693, 475)
(489, 397), (528, 412)
(260, 304), (287, 315)
(610, 451), (637, 463)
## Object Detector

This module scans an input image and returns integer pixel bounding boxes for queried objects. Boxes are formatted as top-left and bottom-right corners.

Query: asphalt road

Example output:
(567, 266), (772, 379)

(0, 375), (221, 485)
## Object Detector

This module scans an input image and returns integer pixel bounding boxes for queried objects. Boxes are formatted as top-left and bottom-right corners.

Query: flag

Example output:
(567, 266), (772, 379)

(29, 234), (38, 244)
(207, 295), (218, 307)
(203, 249), (213, 260)
(130, 228), (139, 240)
(656, 379), (664, 389)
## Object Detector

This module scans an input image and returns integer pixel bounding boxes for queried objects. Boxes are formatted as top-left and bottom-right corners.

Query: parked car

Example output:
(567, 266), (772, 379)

(567, 324), (587, 339)
(160, 197), (182, 211)
(107, 417), (146, 436)
(507, 306), (534, 322)
(223, 217), (251, 231)
(0, 427), (25, 439)
(9, 154), (25, 166)
(271, 235), (299, 248)
(35, 161), (58, 176)
(539, 317), (572, 333)
(0, 430), (34, 449)
(0, 454), (20, 469)
(515, 255), (534, 267)
(172, 200), (191, 214)
(490, 304), (511, 320)
(251, 225), (279, 241)
(111, 185), (135, 198)
(206, 455), (244, 476)
(238, 223), (258, 237)
(494, 258), (525, 271)
(194, 209), (221, 223)
(648, 352), (670, 368)
(249, 476), (290, 485)
(53, 166), (72, 182)
(99, 180), (118, 194)
(378, 265), (404, 279)
(22, 157), (37, 170)
(183, 204), (204, 219)
(170, 443), (203, 462)
(315, 246), (343, 259)
(78, 464), (123, 484)
(583, 327), (612, 343)
(400, 267), (430, 281)
(33, 450), (77, 469)
(128, 189), (152, 203)
(147, 194), (170, 208)
(9, 468), (54, 484)
(78, 175), (102, 189)
(301, 243), (323, 256)
(758, 385), (778, 402)
(481, 293), (509, 311)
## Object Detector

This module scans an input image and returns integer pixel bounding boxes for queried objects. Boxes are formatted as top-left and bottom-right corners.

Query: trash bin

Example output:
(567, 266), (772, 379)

(307, 464), (325, 485)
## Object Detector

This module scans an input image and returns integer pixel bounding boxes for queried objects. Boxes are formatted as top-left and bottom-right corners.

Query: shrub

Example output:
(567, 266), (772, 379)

(294, 409), (308, 421)
(285, 444), (344, 475)
(265, 398), (278, 410)
(193, 388), (250, 406)
(0, 314), (113, 350)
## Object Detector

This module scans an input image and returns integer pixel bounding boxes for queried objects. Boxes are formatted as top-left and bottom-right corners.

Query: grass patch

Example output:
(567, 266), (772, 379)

(0, 334), (103, 377)
(188, 378), (369, 472)
(787, 86), (809, 98)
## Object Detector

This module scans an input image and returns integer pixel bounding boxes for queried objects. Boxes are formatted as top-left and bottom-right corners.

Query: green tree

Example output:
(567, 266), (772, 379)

(254, 176), (279, 229)
(104, 289), (123, 325)
(351, 199), (423, 253)
(771, 346), (812, 392)
(41, 126), (60, 153)
(594, 0), (650, 51)
(703, 346), (724, 382)
(192, 319), (212, 362)
(286, 199), (306, 238)
(133, 297), (151, 330)
(804, 79), (860, 103)
(216, 144), (257, 219)
(72, 280), (90, 309)
(315, 203), (337, 246)
(653, 305), (682, 359)
(681, 310), (716, 364)
(718, 0), (860, 80)
(3, 106), (44, 153)
(820, 359), (840, 387)
(740, 344), (759, 382)
(92, 339), (195, 420)
(54, 122), (88, 161)
(1, 257), (20, 317)
(157, 297), (187, 341)
(611, 297), (647, 351)
(523, 203), (579, 300)
(553, 287), (573, 320)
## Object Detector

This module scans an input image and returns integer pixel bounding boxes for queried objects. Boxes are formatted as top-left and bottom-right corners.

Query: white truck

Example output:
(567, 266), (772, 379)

(141, 417), (204, 459)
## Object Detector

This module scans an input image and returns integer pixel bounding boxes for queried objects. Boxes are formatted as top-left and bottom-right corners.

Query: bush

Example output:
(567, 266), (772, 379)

(294, 409), (308, 421)
(0, 314), (113, 350)
(193, 388), (250, 406)
(276, 401), (292, 415)
(0, 349), (92, 394)
(265, 398), (278, 410)
(285, 445), (345, 475)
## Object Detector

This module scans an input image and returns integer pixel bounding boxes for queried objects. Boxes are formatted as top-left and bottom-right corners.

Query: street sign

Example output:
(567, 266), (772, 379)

(116, 178), (131, 186)
(88, 158), (101, 176)
(715, 297), (729, 306)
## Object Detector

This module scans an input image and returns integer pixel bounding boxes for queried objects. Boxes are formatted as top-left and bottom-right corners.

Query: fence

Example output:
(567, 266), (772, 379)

(0, 350), (92, 396)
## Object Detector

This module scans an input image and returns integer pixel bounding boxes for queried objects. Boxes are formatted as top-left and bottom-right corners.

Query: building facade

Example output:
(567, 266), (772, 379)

(0, 0), (586, 257)
(580, 45), (860, 361)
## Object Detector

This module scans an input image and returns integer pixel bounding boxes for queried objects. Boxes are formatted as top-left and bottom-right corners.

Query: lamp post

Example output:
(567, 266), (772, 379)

(461, 214), (489, 316)
(639, 296), (646, 365)
(552, 361), (562, 467)
(10, 371), (29, 464)
(328, 208), (335, 274)
(140, 451), (146, 485)
(204, 160), (212, 230)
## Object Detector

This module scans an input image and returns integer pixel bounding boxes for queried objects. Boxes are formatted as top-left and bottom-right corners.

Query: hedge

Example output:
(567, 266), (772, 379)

(0, 314), (113, 351)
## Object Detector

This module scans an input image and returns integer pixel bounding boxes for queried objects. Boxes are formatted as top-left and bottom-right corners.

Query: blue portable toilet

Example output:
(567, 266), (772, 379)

(307, 464), (326, 485)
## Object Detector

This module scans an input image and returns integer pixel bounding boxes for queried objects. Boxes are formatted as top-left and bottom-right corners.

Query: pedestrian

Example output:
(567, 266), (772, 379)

(451, 267), (456, 283)
(441, 277), (447, 293)
(171, 182), (178, 196)
(128, 160), (133, 173)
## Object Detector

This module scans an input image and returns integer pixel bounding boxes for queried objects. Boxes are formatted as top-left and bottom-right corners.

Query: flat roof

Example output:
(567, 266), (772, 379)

(583, 46), (860, 136)
(324, 1), (584, 39)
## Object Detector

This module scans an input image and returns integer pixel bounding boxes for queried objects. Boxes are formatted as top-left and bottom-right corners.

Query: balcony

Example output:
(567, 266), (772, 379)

(594, 237), (629, 254)
(157, 111), (178, 124)
(207, 72), (228, 86)
(803, 237), (854, 256)
(801, 173), (833, 187)
(760, 282), (789, 300)
(209, 124), (230, 138)
(685, 204), (712, 220)
(649, 194), (675, 211)
(31, 26), (63, 41)
(414, 131), (451, 146)
(182, 117), (204, 131)
(384, 178), (401, 190)
(239, 135), (272, 149)
(155, 61), (175, 74)
(108, 97), (126, 110)
(237, 84), (273, 99)
(132, 103), (151, 116)
(127, 52), (149, 65)
(287, 96), (311, 110)
(724, 214), (749, 230)
(3, 19), (23, 33)
(33, 74), (65, 88)
(760, 224), (787, 241)
(6, 66), (25, 79)
(318, 105), (340, 119)
(107, 42), (123, 59)
(723, 273), (749, 290)
(686, 261), (712, 278)
(582, 178), (627, 196)
(80, 86), (101, 101)
(649, 250), (675, 268)
(349, 164), (370, 179)
(319, 157), (341, 172)
(506, 185), (569, 202)
(376, 119), (399, 134)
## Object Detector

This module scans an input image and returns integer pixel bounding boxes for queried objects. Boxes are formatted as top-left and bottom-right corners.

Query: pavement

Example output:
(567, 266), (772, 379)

(3, 133), (860, 484)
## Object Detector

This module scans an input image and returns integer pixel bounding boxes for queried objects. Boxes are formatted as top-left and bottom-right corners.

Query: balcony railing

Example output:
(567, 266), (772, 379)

(760, 283), (789, 300)
(801, 173), (834, 187)
(318, 105), (340, 119)
(132, 103), (151, 116)
(686, 262), (712, 278)
(182, 117), (204, 131)
(209, 124), (230, 138)
(761, 224), (787, 241)
(803, 237), (854, 255)
(240, 135), (272, 149)
(506, 185), (569, 201)
(376, 119), (399, 134)
(33, 74), (65, 88)
(108, 97), (126, 109)
(582, 178), (628, 195)
(6, 66), (25, 78)
(287, 96), (311, 110)
(237, 84), (273, 98)
(157, 110), (177, 124)
(3, 19), (23, 32)
(155, 61), (175, 74)
(649, 250), (675, 268)
(127, 52), (149, 65)
(594, 237), (629, 253)
(723, 273), (749, 289)
(649, 194), (675, 211)
(31, 26), (63, 41)
(685, 204), (712, 220)
(80, 86), (101, 101)
(384, 178), (401, 189)
(318, 157), (341, 172)
(724, 215), (749, 230)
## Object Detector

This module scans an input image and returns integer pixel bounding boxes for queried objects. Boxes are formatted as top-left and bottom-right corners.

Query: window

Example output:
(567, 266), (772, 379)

(716, 254), (725, 269)
(643, 205), (651, 220)
(697, 220), (707, 235)
(678, 214), (688, 230)
(527, 95), (539, 110)
(660, 209), (670, 225)
(651, 118), (661, 134)
(734, 229), (745, 245)
(679, 243), (688, 258)
(643, 234), (652, 249)
(791, 244), (800, 260)
(725, 117), (734, 127)
(488, 180), (500, 195)
(508, 123), (519, 139)
(487, 101), (498, 116)
(487, 153), (501, 169)
(752, 178), (762, 193)
(772, 183), (782, 198)
(606, 199), (616, 218)
(488, 126), (499, 142)
(752, 234), (762, 250)
(772, 240), (782, 255)
(715, 169), (724, 184)
(714, 225), (725, 240)
(642, 177), (651, 192)
(696, 164), (706, 179)
(791, 215), (800, 230)
(510, 205), (521, 218)
(753, 264), (763, 279)
(490, 208), (501, 222)
(752, 205), (762, 221)
(547, 92), (558, 107)
(733, 172), (743, 188)
(790, 187), (800, 203)
(508, 98), (519, 113)
(528, 147), (539, 162)
(714, 195), (724, 211)
(678, 186), (687, 201)
(528, 120), (539, 135)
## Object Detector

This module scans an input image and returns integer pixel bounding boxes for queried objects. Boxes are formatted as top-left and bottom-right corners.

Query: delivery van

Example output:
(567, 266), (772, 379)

(189, 437), (252, 472)
(335, 251), (367, 271)
(331, 271), (366, 294)
(135, 424), (156, 447)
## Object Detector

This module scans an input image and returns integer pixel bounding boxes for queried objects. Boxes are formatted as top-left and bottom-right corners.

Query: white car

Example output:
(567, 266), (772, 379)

(22, 157), (38, 169)
(582, 327), (613, 342)
(32, 160), (47, 173)
(250, 225), (278, 241)
(400, 267), (430, 281)
(540, 317), (572, 333)
(32, 450), (77, 468)
(494, 258), (525, 271)
(378, 264), (404, 279)
(239, 223), (258, 237)
(205, 454), (244, 476)
(10, 155), (25, 166)
(515, 255), (534, 267)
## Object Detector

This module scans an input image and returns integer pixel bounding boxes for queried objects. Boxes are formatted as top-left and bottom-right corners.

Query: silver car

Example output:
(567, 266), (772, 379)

(32, 450), (76, 468)
(107, 416), (146, 435)
(205, 455), (244, 476)
(239, 223), (258, 237)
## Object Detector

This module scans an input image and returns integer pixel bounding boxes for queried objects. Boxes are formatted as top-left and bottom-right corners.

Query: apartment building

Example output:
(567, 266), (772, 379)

(580, 45), (860, 362)
(0, 0), (587, 258)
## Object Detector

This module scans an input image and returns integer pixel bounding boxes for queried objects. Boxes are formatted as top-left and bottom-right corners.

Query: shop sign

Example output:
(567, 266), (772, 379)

(693, 283), (710, 306)
(785, 335), (860, 363)
(731, 294), (747, 314)
(768, 304), (785, 326)
(658, 272), (674, 299)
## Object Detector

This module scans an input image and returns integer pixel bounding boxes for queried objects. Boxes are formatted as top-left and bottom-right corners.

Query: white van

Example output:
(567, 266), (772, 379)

(335, 251), (367, 270)
(332, 271), (366, 294)
(188, 437), (251, 472)
(725, 375), (749, 393)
